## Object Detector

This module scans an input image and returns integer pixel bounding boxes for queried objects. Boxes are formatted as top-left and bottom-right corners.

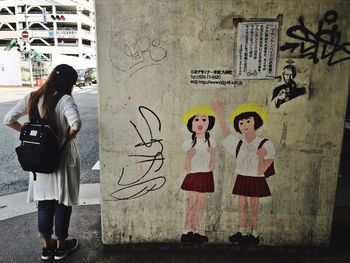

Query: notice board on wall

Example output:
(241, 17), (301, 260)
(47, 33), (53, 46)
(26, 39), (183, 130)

(236, 22), (279, 80)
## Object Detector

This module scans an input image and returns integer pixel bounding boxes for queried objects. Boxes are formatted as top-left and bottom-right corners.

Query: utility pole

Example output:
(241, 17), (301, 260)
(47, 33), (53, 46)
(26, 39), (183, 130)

(24, 4), (34, 88)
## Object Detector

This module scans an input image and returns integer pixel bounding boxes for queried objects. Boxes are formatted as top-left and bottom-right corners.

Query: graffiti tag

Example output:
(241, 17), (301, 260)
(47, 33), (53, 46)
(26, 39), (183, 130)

(111, 106), (166, 200)
(109, 29), (167, 76)
(280, 10), (350, 66)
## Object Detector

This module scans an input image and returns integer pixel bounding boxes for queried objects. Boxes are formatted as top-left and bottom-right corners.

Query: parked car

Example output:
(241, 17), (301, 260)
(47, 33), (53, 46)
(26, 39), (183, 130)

(76, 68), (87, 87)
(75, 68), (97, 87)
(85, 67), (97, 84)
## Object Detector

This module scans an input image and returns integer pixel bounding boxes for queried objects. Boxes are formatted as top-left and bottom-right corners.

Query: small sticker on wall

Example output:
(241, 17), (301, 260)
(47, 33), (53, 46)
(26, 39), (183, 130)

(271, 59), (310, 108)
(236, 22), (279, 80)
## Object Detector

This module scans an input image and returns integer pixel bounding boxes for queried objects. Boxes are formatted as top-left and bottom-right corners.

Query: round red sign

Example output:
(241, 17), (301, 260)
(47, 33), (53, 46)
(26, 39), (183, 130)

(21, 30), (29, 38)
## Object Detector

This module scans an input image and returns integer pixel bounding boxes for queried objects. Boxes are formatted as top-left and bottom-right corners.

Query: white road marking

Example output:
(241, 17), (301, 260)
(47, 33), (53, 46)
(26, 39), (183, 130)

(92, 161), (100, 170)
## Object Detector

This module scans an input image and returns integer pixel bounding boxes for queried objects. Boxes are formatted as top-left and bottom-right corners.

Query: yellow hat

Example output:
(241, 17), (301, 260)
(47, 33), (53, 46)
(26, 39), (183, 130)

(182, 105), (217, 124)
(229, 103), (268, 124)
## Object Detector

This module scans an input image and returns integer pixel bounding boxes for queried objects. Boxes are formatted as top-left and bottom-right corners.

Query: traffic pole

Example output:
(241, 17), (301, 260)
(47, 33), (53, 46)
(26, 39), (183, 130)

(24, 5), (34, 88)
(29, 54), (34, 88)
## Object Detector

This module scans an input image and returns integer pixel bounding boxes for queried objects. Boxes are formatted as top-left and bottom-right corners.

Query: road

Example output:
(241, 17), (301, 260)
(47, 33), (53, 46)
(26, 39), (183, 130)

(0, 86), (99, 197)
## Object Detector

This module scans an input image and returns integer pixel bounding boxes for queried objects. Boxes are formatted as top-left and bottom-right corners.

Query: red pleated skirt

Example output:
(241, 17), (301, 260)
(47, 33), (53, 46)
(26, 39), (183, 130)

(181, 171), (214, 193)
(232, 174), (271, 197)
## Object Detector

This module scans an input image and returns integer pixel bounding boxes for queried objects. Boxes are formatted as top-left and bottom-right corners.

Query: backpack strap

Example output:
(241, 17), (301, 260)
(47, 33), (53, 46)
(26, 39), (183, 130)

(30, 92), (65, 122)
(258, 138), (269, 149)
(235, 139), (243, 158)
(30, 94), (42, 122)
(236, 138), (269, 158)
(258, 138), (276, 178)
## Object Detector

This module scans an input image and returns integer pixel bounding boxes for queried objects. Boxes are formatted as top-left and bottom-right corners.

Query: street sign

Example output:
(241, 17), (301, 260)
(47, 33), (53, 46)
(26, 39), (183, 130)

(21, 31), (29, 39)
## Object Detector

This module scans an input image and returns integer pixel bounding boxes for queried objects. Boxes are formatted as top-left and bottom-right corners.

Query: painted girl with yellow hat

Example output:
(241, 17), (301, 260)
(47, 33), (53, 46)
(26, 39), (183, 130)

(180, 105), (216, 243)
(212, 99), (275, 245)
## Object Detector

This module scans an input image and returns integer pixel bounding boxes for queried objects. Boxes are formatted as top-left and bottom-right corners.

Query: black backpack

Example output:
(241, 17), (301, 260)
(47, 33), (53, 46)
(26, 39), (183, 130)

(15, 93), (69, 180)
(235, 138), (275, 178)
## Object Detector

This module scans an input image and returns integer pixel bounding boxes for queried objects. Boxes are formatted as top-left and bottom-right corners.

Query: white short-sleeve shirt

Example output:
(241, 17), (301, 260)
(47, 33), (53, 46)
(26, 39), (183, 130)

(222, 134), (275, 177)
(182, 138), (216, 173)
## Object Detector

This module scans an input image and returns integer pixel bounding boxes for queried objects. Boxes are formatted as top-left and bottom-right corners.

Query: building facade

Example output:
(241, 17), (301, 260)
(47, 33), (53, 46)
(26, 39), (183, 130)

(0, 0), (96, 61)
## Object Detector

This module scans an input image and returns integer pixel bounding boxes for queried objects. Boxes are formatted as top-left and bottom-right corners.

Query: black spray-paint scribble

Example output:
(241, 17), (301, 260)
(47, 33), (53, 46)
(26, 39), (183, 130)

(111, 106), (166, 200)
(280, 10), (350, 66)
(109, 29), (167, 77)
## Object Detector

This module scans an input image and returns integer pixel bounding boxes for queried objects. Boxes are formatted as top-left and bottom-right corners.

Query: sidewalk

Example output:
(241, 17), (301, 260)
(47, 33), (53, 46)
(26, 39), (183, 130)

(0, 183), (100, 221)
(1, 203), (350, 262)
(0, 86), (35, 103)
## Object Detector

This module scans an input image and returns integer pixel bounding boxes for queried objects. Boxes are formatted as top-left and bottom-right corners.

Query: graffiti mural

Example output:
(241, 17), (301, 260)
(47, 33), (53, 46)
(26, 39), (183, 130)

(111, 106), (166, 200)
(180, 105), (217, 243)
(280, 10), (350, 66)
(212, 99), (275, 245)
(271, 63), (306, 108)
(109, 29), (167, 77)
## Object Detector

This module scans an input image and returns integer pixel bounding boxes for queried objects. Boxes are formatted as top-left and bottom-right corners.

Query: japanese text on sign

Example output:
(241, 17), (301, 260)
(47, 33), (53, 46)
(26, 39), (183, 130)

(190, 69), (242, 86)
(236, 22), (279, 80)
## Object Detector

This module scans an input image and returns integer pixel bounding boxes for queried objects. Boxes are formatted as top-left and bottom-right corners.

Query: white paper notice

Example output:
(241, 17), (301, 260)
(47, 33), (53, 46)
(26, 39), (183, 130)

(236, 22), (279, 80)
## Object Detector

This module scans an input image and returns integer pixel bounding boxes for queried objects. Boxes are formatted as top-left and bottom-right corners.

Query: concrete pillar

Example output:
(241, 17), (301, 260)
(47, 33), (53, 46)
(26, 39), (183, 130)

(96, 0), (350, 246)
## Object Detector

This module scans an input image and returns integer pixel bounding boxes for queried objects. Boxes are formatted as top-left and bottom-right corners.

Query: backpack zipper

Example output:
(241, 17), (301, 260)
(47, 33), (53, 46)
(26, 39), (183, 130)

(23, 123), (59, 139)
(23, 140), (40, 145)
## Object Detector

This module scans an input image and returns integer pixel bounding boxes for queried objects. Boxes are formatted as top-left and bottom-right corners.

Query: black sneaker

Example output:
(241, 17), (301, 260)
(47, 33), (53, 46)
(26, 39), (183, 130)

(54, 239), (79, 260)
(193, 233), (208, 243)
(41, 247), (54, 261)
(180, 232), (194, 242)
(41, 239), (57, 261)
(248, 235), (260, 245)
(229, 232), (242, 243)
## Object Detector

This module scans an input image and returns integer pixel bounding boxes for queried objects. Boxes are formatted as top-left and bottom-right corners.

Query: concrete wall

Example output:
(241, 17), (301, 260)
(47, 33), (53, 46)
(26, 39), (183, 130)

(96, 0), (350, 246)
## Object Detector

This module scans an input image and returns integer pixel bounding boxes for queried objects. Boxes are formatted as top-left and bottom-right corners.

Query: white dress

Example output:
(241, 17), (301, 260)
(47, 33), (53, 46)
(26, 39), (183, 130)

(3, 93), (82, 206)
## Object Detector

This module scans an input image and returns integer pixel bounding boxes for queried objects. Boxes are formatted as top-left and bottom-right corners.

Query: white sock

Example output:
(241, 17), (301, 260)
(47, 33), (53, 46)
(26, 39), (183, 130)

(183, 229), (192, 234)
(252, 230), (258, 237)
(239, 227), (247, 236)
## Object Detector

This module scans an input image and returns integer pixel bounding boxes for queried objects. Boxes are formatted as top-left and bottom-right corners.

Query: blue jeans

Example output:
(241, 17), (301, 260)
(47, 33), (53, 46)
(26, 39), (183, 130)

(38, 200), (72, 240)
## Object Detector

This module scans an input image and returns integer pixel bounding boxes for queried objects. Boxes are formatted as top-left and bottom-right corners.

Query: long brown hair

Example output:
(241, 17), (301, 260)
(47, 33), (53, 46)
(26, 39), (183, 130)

(28, 64), (77, 125)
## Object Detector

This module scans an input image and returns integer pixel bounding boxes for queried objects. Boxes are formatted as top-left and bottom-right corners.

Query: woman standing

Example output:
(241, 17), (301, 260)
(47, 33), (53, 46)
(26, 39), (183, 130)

(4, 64), (82, 260)
(180, 105), (216, 243)
(212, 100), (275, 245)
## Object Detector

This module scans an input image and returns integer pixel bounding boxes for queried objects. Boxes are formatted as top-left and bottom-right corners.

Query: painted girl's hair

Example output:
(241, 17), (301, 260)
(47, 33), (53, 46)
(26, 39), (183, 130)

(233, 112), (263, 133)
(187, 115), (215, 147)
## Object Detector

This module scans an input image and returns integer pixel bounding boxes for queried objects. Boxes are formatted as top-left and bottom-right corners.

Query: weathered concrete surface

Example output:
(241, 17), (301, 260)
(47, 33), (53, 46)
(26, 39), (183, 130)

(2, 204), (350, 262)
(96, 0), (350, 246)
